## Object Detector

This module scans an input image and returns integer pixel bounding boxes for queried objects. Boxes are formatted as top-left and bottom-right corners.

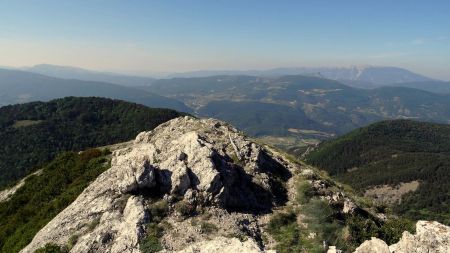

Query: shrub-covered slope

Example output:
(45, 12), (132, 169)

(0, 149), (110, 253)
(306, 120), (450, 224)
(0, 97), (184, 188)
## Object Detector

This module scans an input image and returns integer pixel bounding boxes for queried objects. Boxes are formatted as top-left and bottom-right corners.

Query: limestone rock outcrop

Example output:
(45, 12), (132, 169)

(389, 220), (450, 253)
(354, 220), (450, 253)
(21, 116), (294, 253)
(161, 236), (275, 253)
(354, 238), (390, 253)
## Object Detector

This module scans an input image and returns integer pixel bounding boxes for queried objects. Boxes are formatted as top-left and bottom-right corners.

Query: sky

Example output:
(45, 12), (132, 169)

(0, 0), (449, 79)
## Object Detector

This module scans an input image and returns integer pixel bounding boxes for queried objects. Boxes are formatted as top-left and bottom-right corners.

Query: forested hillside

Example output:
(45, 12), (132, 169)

(306, 120), (450, 224)
(0, 149), (110, 253)
(0, 97), (184, 188)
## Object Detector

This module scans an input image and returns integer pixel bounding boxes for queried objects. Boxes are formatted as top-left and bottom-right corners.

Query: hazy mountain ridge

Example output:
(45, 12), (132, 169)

(0, 68), (191, 113)
(166, 65), (435, 85)
(143, 75), (450, 138)
(385, 80), (450, 94)
(17, 64), (450, 94)
(25, 64), (156, 87)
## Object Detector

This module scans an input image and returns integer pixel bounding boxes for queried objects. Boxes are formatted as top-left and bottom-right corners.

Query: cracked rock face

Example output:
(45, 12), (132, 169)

(160, 236), (275, 253)
(354, 220), (450, 253)
(21, 116), (292, 253)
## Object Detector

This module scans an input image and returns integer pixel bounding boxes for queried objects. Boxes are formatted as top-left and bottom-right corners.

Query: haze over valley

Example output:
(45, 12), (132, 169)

(1, 1), (450, 253)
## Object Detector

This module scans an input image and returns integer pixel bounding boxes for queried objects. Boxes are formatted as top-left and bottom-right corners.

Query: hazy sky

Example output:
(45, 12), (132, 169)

(1, 0), (449, 79)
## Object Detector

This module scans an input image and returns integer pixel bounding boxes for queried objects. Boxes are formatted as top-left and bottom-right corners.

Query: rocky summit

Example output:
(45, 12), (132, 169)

(21, 116), (294, 253)
(19, 116), (450, 253)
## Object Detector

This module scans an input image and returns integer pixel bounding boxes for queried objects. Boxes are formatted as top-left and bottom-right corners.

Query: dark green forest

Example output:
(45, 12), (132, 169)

(0, 149), (110, 253)
(306, 120), (450, 224)
(0, 97), (184, 188)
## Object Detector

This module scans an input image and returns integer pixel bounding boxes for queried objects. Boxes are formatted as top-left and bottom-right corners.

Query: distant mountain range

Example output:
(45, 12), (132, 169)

(167, 66), (450, 94)
(142, 75), (450, 136)
(24, 64), (155, 87)
(0, 68), (191, 113)
(168, 65), (434, 85)
(2, 65), (450, 140)
(16, 64), (450, 94)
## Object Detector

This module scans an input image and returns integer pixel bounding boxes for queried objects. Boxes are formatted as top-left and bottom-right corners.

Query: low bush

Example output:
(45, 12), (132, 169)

(200, 221), (218, 234)
(267, 211), (302, 253)
(35, 244), (68, 253)
(174, 200), (195, 217)
(296, 180), (315, 204)
(139, 223), (164, 253)
(148, 200), (169, 222)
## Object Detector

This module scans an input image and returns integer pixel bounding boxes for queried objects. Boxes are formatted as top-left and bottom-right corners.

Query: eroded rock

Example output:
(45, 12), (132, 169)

(161, 236), (274, 253)
(354, 238), (390, 253)
(21, 116), (294, 252)
(353, 220), (450, 253)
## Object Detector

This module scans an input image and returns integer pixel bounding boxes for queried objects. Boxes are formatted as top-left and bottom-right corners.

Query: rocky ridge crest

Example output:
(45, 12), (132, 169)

(21, 116), (294, 253)
(19, 116), (450, 253)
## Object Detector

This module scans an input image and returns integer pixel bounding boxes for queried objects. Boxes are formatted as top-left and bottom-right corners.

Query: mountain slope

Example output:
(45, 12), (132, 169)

(386, 81), (450, 94)
(0, 97), (184, 188)
(198, 100), (324, 136)
(306, 120), (450, 224)
(143, 75), (450, 137)
(0, 68), (191, 112)
(14, 117), (414, 253)
(0, 149), (111, 253)
(1, 116), (448, 253)
(165, 66), (450, 93)
(331, 66), (432, 85)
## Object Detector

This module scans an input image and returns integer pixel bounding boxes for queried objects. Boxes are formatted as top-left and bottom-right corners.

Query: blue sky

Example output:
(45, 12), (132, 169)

(1, 0), (449, 79)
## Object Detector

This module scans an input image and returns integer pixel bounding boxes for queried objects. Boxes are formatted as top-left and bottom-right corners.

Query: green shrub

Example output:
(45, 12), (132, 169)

(296, 180), (315, 204)
(270, 223), (302, 253)
(267, 211), (302, 253)
(348, 216), (415, 246)
(148, 200), (169, 222)
(139, 236), (162, 253)
(347, 216), (380, 245)
(139, 223), (164, 253)
(174, 201), (195, 217)
(379, 218), (415, 245)
(301, 198), (347, 251)
(67, 234), (79, 249)
(87, 217), (101, 232)
(267, 211), (297, 233)
(79, 148), (103, 162)
(35, 244), (68, 253)
(200, 221), (218, 234)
